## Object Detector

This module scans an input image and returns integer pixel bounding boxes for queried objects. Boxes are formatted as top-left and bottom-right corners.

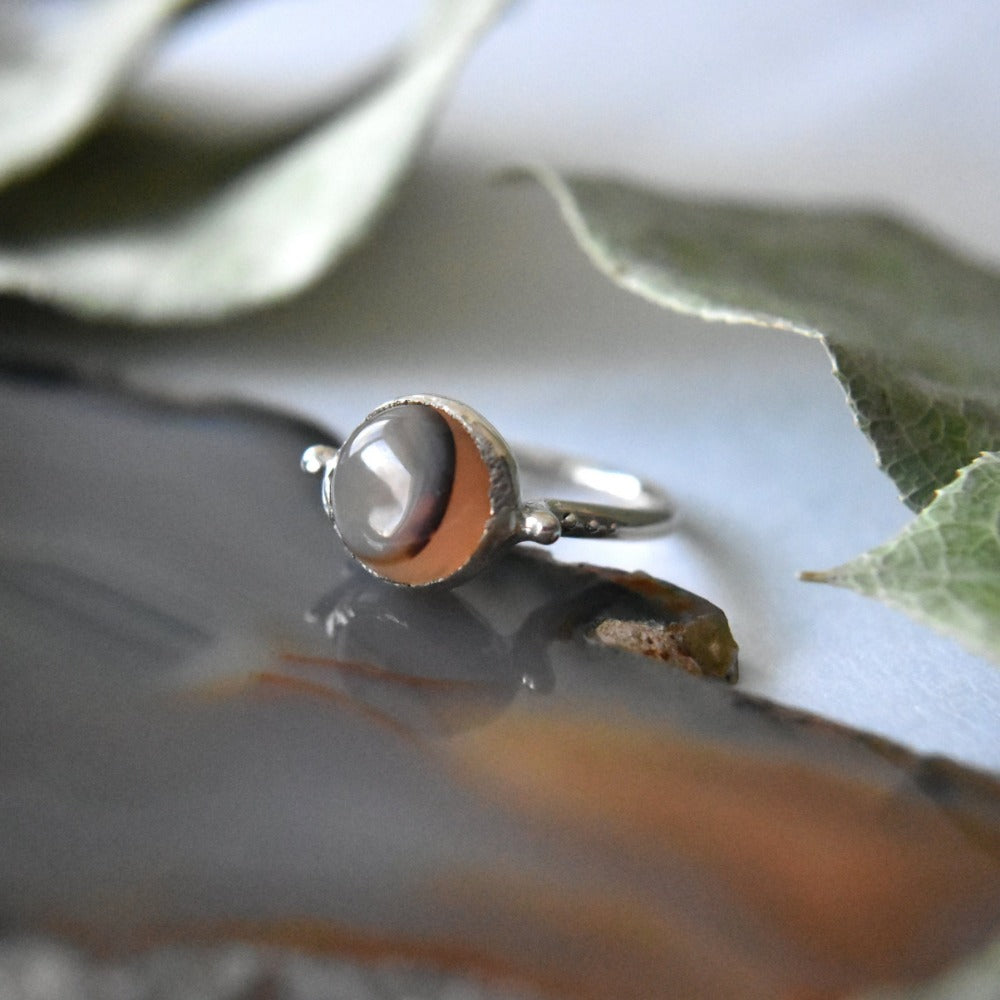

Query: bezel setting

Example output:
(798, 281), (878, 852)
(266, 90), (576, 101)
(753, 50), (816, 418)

(309, 395), (524, 588)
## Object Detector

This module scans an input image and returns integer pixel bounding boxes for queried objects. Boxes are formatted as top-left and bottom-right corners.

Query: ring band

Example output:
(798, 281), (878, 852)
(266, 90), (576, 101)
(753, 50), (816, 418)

(301, 394), (676, 588)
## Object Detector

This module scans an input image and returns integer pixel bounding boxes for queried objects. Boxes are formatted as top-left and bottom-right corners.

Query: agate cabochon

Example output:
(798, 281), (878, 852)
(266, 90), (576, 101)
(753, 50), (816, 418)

(331, 401), (494, 585)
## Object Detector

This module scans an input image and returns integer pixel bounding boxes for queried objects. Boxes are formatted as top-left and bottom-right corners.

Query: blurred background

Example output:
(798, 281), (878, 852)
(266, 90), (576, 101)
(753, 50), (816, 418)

(6, 0), (1000, 768)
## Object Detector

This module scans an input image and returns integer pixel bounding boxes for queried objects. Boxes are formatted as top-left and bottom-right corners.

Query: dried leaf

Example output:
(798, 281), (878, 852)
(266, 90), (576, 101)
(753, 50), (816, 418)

(518, 168), (1000, 512)
(804, 452), (1000, 664)
(0, 0), (507, 321)
(0, 0), (199, 185)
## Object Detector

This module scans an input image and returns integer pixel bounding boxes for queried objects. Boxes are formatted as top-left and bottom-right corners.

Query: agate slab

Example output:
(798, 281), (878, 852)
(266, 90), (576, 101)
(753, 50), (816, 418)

(0, 364), (997, 1000)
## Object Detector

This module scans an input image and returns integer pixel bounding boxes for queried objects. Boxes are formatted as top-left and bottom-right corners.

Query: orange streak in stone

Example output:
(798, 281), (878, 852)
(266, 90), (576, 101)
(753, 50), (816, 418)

(252, 672), (420, 744)
(363, 411), (492, 585)
(278, 652), (486, 691)
(432, 872), (800, 1000)
(451, 712), (1000, 989)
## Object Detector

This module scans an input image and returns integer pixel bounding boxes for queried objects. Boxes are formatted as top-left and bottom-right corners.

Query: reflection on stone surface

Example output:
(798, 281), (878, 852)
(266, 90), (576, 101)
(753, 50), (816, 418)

(296, 550), (738, 736)
(0, 364), (997, 1000)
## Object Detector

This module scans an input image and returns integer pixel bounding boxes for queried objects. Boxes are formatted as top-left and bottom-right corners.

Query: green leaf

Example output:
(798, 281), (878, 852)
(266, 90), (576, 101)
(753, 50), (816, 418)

(0, 0), (200, 185)
(802, 453), (1000, 665)
(0, 0), (507, 322)
(519, 168), (1000, 510)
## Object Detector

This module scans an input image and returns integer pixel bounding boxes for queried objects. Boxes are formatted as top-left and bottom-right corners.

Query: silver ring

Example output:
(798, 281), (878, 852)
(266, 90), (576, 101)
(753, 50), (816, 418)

(301, 394), (677, 588)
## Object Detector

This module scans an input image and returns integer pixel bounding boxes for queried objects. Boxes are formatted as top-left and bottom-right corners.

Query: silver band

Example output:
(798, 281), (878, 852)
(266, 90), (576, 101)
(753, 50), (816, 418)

(513, 446), (677, 542)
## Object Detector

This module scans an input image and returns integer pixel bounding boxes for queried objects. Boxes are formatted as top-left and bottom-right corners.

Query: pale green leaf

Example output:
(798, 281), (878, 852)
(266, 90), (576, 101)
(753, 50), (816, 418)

(520, 168), (1000, 510)
(803, 453), (1000, 664)
(0, 0), (507, 322)
(0, 0), (199, 185)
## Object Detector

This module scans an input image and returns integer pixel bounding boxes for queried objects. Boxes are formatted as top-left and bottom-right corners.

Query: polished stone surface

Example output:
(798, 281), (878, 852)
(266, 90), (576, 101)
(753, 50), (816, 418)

(332, 403), (455, 563)
(0, 367), (997, 1000)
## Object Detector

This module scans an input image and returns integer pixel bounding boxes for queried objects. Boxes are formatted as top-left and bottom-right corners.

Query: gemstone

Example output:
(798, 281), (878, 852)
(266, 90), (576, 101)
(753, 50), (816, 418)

(332, 403), (456, 563)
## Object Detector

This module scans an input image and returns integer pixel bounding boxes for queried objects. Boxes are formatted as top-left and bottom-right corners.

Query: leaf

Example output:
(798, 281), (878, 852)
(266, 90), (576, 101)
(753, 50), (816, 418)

(802, 452), (1000, 664)
(0, 0), (200, 186)
(0, 0), (507, 322)
(518, 168), (1000, 511)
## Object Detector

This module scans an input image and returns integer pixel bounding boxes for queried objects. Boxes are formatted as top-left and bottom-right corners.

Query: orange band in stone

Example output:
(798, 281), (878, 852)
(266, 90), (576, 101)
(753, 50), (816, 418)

(359, 412), (492, 586)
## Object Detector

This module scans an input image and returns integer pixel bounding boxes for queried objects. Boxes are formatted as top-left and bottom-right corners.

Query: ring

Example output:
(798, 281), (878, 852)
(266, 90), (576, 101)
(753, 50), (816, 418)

(301, 394), (677, 588)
